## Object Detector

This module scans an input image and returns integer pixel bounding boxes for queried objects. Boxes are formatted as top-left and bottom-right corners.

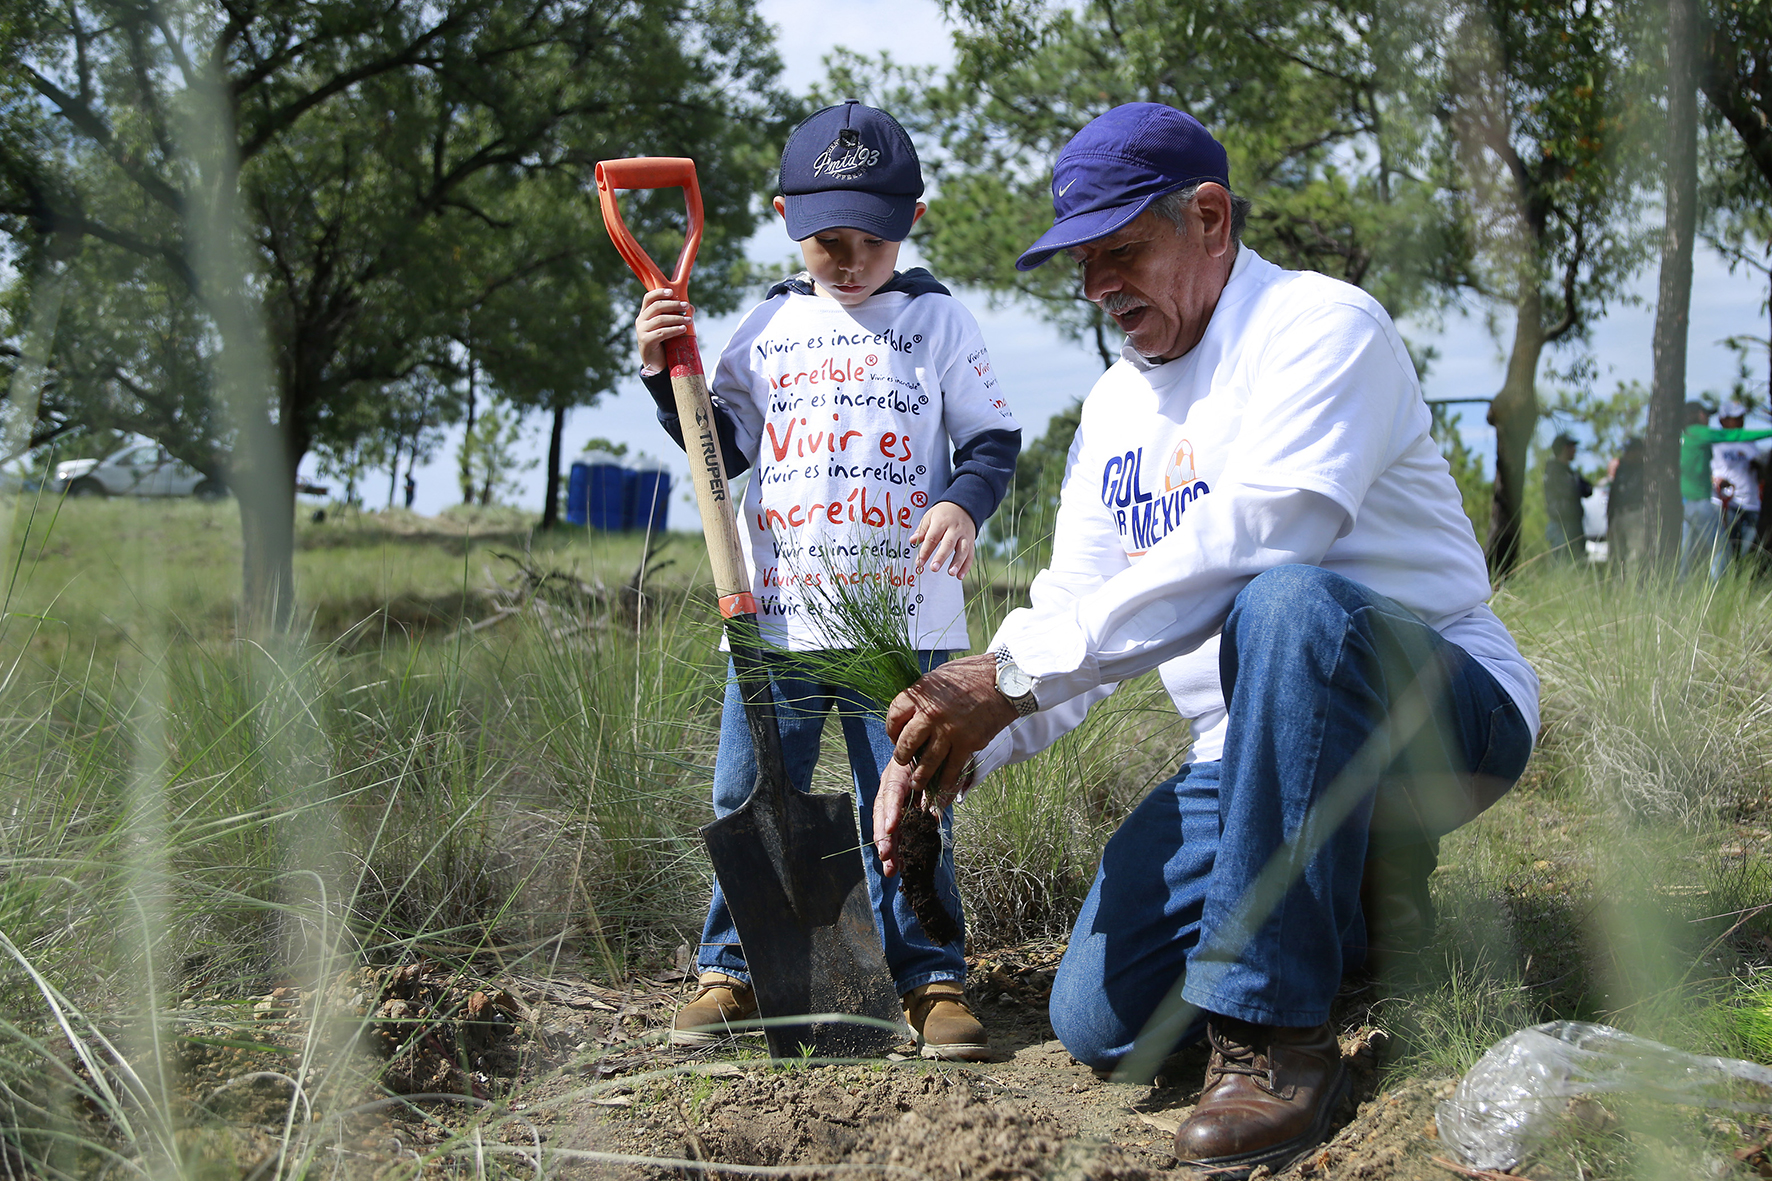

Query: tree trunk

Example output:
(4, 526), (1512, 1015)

(540, 402), (566, 530)
(1486, 282), (1546, 577)
(460, 357), (479, 505)
(386, 438), (401, 509)
(1647, 0), (1699, 565)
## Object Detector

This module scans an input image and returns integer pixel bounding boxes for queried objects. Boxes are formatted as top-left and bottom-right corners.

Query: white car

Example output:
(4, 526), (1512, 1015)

(55, 444), (226, 499)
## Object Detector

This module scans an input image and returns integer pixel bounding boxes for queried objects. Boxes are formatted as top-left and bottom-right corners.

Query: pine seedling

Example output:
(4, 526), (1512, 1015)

(769, 528), (926, 714)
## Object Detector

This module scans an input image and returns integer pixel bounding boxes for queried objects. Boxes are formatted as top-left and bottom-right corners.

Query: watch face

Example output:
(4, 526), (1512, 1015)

(998, 663), (1034, 698)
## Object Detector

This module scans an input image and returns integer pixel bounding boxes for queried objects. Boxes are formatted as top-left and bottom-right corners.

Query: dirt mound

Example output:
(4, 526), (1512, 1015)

(1296, 1077), (1455, 1179)
(639, 1065), (1160, 1179)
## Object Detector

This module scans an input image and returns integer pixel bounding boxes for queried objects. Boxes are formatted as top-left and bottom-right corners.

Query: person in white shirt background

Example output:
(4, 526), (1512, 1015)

(869, 103), (1540, 1178)
(1710, 399), (1766, 571)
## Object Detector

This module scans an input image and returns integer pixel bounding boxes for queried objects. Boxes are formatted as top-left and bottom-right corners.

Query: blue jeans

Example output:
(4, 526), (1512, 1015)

(1680, 498), (1724, 580)
(1720, 507), (1759, 573)
(1048, 566), (1533, 1070)
(696, 650), (966, 994)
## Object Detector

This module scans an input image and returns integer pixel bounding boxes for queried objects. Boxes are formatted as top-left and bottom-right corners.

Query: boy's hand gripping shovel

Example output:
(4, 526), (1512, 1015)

(595, 159), (902, 1058)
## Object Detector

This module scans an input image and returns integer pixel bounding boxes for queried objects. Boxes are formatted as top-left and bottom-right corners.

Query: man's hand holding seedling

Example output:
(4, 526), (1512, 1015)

(873, 653), (1016, 876)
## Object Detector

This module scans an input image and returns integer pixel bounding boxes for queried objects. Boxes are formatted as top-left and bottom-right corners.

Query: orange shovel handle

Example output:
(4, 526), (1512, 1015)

(594, 157), (705, 300)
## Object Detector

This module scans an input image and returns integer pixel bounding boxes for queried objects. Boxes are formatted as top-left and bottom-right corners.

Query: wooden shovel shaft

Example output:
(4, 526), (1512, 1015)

(662, 338), (750, 609)
(592, 157), (800, 903)
(661, 334), (798, 866)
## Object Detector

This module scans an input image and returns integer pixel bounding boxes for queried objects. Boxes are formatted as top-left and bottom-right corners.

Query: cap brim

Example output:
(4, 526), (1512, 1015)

(783, 189), (918, 241)
(1015, 193), (1161, 271)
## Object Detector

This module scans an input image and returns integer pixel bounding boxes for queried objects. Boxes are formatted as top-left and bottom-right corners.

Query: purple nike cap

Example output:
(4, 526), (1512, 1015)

(1016, 104), (1230, 271)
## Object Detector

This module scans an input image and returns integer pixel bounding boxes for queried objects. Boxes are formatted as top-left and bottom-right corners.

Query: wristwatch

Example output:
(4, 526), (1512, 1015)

(993, 648), (1040, 717)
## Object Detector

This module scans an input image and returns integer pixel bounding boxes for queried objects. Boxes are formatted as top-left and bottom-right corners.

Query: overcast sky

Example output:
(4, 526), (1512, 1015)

(348, 0), (1772, 527)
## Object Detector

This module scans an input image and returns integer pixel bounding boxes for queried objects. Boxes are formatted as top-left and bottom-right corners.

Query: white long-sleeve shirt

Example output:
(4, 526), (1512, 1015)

(976, 248), (1539, 777)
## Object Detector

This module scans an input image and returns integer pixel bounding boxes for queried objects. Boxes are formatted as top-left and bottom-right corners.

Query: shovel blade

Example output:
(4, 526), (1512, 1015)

(701, 786), (902, 1059)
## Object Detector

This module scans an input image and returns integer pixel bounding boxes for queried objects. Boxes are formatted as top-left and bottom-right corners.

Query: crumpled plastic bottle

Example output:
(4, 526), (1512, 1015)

(1437, 1020), (1772, 1170)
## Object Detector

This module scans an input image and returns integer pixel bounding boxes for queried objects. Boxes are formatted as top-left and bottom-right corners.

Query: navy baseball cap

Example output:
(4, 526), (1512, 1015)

(1016, 103), (1230, 270)
(778, 101), (924, 241)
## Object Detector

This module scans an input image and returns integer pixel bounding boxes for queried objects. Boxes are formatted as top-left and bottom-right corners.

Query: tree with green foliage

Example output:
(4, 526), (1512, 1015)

(881, 0), (1468, 368)
(460, 399), (533, 508)
(0, 0), (786, 629)
(1698, 0), (1772, 408)
(1699, 0), (1772, 194)
(868, 0), (1647, 575)
(1435, 0), (1652, 575)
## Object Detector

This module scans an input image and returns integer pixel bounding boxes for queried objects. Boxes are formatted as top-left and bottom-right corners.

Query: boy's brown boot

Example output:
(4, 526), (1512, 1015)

(903, 981), (990, 1061)
(670, 972), (758, 1047)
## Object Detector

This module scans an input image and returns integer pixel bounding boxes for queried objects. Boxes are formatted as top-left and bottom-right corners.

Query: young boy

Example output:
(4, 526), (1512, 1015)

(635, 101), (1021, 1060)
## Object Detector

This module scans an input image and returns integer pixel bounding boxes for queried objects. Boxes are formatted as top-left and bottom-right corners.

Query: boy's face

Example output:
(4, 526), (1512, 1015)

(773, 197), (926, 306)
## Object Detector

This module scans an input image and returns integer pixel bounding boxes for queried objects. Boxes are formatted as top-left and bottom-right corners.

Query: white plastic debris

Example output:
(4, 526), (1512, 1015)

(1437, 1020), (1772, 1170)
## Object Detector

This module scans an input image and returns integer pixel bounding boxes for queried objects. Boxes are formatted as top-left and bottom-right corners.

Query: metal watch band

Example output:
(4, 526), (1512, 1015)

(993, 648), (1040, 717)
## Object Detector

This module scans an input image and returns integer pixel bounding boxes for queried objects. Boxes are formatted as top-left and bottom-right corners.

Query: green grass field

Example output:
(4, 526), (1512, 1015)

(1, 497), (1771, 1178)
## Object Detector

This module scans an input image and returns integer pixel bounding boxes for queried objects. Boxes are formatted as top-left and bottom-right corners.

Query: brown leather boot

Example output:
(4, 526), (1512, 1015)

(670, 972), (758, 1047)
(1171, 1016), (1347, 1177)
(902, 981), (990, 1061)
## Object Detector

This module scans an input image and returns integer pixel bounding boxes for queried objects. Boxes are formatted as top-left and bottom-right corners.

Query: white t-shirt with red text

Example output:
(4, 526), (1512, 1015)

(712, 288), (1019, 651)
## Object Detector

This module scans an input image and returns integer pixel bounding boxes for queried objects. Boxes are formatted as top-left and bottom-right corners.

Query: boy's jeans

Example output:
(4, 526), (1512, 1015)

(1048, 566), (1533, 1070)
(695, 650), (965, 995)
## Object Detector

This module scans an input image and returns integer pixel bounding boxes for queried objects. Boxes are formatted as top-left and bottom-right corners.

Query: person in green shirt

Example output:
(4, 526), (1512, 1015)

(1680, 401), (1772, 579)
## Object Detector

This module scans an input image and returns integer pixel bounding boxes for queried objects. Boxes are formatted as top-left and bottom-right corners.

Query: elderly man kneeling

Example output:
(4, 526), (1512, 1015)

(873, 103), (1538, 1178)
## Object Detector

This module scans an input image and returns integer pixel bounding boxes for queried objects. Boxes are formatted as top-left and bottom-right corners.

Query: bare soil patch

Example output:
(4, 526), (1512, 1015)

(525, 941), (1465, 1180)
(68, 947), (1472, 1178)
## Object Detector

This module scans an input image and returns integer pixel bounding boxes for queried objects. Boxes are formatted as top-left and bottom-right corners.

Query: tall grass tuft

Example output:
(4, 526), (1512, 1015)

(1502, 565), (1772, 824)
(0, 505), (738, 1177)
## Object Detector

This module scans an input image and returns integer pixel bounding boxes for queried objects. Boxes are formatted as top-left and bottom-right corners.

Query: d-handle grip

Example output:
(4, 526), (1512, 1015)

(594, 157), (705, 301)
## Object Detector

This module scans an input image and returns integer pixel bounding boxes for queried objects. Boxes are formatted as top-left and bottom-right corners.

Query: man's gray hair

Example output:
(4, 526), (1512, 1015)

(1150, 183), (1251, 245)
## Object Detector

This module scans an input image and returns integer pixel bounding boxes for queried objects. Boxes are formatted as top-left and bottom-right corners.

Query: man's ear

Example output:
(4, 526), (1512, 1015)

(773, 195), (787, 219)
(911, 201), (927, 226)
(1197, 183), (1234, 259)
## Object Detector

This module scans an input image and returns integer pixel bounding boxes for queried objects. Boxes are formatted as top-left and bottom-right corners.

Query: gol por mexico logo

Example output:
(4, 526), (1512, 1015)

(1102, 438), (1213, 553)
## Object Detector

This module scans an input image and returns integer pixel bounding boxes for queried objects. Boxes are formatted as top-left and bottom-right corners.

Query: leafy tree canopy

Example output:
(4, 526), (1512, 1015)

(865, 0), (1473, 364)
(0, 0), (790, 624)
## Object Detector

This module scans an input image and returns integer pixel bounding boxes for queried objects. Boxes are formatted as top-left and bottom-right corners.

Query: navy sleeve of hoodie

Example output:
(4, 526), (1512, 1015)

(939, 427), (1022, 529)
(639, 370), (750, 478)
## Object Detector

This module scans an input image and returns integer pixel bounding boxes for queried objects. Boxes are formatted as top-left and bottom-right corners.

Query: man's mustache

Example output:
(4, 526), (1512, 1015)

(1099, 293), (1145, 315)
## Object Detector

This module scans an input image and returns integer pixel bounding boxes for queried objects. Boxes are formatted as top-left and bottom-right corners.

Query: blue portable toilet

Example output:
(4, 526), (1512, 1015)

(624, 459), (670, 533)
(565, 462), (591, 525)
(581, 450), (627, 531)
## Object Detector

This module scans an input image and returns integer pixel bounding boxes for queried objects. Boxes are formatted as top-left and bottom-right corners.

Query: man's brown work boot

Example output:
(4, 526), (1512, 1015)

(670, 972), (758, 1047)
(1171, 1016), (1347, 1178)
(903, 981), (990, 1061)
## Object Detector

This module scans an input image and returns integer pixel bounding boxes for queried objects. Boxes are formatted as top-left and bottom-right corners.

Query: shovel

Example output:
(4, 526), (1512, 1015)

(594, 158), (902, 1059)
